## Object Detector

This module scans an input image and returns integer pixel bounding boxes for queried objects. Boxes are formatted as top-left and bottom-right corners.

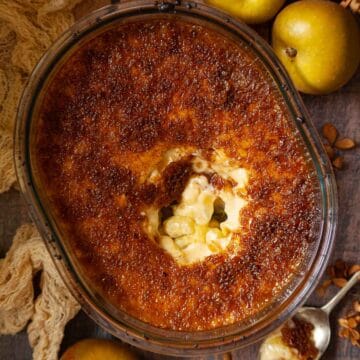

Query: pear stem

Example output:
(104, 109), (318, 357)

(285, 47), (297, 58)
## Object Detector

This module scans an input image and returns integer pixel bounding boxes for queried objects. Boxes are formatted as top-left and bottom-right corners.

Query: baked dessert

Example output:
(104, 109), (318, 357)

(33, 19), (320, 331)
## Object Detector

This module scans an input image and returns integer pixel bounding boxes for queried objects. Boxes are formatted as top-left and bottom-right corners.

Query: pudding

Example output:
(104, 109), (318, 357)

(144, 148), (249, 265)
(33, 19), (320, 331)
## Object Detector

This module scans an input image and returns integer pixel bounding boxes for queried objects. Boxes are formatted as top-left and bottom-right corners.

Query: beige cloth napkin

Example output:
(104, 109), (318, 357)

(0, 1), (92, 359)
(0, 0), (86, 193)
(0, 224), (80, 360)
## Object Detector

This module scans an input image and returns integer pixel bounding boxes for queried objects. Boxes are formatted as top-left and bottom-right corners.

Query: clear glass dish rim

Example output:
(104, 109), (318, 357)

(14, 0), (338, 356)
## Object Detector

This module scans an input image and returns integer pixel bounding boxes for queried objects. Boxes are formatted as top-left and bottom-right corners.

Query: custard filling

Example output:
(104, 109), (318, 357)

(145, 149), (249, 265)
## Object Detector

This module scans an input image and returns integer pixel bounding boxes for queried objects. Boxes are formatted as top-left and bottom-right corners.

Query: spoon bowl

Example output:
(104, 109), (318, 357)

(295, 307), (330, 359)
(259, 271), (360, 359)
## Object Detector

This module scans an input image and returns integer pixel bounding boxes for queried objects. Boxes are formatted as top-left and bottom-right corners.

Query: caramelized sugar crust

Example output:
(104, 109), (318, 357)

(34, 20), (320, 330)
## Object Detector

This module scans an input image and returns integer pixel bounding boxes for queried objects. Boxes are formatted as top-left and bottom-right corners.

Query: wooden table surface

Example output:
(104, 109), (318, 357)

(0, 1), (359, 359)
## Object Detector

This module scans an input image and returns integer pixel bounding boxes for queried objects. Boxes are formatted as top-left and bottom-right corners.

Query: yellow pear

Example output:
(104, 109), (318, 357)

(272, 0), (360, 95)
(206, 0), (285, 24)
(61, 339), (138, 360)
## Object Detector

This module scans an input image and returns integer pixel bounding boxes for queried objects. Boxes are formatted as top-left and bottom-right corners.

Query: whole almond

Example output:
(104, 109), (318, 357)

(222, 354), (232, 360)
(339, 327), (350, 338)
(348, 264), (360, 276)
(339, 318), (349, 327)
(347, 318), (358, 328)
(322, 279), (332, 288)
(317, 279), (332, 296)
(322, 123), (338, 145)
(334, 138), (356, 150)
(351, 331), (360, 341)
(324, 144), (335, 160)
(333, 277), (348, 287)
(333, 156), (344, 169)
(353, 301), (360, 313)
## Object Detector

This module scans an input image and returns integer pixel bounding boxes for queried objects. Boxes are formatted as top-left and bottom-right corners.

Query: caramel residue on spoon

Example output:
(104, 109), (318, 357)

(281, 317), (319, 360)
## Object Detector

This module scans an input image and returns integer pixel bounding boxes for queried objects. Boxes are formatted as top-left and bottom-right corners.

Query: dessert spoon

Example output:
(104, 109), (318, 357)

(259, 270), (360, 359)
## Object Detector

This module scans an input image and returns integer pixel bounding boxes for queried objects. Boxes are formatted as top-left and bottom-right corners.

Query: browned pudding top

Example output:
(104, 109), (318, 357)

(34, 19), (320, 331)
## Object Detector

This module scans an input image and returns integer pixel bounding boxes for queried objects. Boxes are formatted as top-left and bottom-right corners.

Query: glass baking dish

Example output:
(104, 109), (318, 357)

(14, 0), (338, 356)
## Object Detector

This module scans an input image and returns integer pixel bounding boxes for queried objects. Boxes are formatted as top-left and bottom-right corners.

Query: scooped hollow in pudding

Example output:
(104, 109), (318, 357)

(33, 19), (321, 331)
(144, 148), (250, 265)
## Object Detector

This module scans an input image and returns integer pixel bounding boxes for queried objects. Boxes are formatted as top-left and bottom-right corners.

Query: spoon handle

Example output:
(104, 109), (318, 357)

(321, 271), (360, 315)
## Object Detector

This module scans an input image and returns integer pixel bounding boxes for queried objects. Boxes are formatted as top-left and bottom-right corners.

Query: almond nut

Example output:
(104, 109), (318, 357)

(348, 264), (360, 276)
(317, 279), (332, 296)
(353, 301), (360, 313)
(322, 123), (338, 145)
(347, 318), (358, 328)
(339, 327), (350, 338)
(334, 138), (356, 150)
(333, 278), (347, 287)
(324, 144), (335, 160)
(332, 156), (344, 169)
(350, 330), (360, 341)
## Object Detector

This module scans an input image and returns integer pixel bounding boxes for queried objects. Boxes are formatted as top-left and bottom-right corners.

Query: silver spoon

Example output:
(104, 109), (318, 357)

(259, 271), (360, 360)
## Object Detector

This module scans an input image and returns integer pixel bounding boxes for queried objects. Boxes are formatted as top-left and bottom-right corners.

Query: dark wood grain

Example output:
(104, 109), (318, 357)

(0, 1), (359, 359)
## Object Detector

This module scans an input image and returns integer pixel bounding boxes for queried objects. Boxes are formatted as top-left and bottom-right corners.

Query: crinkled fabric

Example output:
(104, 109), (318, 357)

(0, 224), (80, 360)
(0, 0), (82, 193)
